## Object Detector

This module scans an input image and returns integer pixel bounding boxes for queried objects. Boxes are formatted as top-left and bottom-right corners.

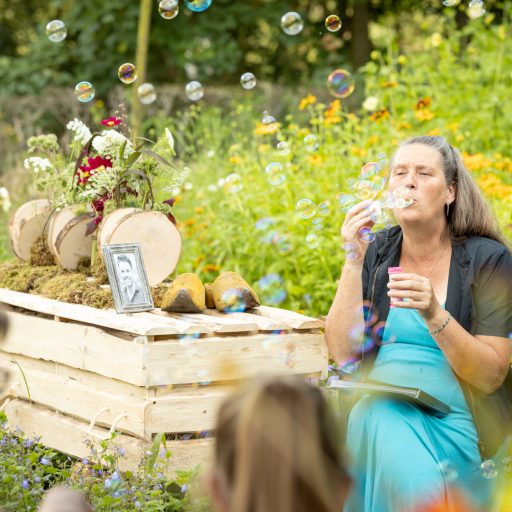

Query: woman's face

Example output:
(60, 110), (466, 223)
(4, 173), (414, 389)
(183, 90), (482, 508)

(388, 143), (455, 225)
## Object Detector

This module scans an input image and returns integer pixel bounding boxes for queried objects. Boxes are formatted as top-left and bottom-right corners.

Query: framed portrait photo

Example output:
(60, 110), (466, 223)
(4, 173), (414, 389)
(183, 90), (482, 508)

(102, 243), (154, 314)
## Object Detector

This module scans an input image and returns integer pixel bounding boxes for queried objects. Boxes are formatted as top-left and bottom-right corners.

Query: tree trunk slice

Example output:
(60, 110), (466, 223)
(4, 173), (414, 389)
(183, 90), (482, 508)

(9, 199), (53, 261)
(97, 208), (143, 252)
(47, 206), (84, 258)
(105, 211), (181, 286)
(54, 213), (96, 270)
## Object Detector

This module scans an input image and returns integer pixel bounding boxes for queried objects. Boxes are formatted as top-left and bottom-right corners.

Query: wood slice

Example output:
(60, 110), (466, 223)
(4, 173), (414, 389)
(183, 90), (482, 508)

(97, 207), (142, 251)
(8, 199), (53, 261)
(47, 206), (83, 258)
(105, 211), (181, 286)
(54, 213), (96, 270)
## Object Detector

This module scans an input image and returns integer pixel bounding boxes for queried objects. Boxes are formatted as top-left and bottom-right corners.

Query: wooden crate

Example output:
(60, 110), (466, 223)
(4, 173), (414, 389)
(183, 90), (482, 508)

(0, 288), (328, 475)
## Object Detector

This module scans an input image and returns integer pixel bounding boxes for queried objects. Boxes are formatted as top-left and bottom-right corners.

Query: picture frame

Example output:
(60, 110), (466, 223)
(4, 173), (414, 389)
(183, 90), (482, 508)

(102, 243), (154, 314)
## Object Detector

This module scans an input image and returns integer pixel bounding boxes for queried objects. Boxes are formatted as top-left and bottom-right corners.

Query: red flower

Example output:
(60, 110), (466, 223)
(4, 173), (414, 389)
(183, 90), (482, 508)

(100, 117), (122, 127)
(77, 156), (112, 185)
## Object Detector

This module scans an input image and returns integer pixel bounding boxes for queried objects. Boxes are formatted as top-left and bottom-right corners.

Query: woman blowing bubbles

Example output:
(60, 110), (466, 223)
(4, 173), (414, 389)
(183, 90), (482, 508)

(325, 136), (512, 511)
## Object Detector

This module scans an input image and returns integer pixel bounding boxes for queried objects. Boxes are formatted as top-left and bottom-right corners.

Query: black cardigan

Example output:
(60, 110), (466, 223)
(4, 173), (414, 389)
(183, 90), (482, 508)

(359, 225), (512, 457)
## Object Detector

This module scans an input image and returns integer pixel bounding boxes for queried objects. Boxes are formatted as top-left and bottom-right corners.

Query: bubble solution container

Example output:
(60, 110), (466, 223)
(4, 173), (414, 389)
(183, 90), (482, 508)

(388, 266), (403, 308)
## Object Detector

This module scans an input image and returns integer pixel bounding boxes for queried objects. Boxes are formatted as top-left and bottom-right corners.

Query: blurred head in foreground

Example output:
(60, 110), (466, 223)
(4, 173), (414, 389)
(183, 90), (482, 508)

(210, 376), (350, 512)
(38, 486), (93, 512)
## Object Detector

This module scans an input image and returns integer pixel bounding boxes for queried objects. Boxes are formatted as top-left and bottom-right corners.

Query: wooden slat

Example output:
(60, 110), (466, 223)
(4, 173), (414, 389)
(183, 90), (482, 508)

(3, 400), (213, 477)
(253, 305), (324, 330)
(202, 308), (289, 331)
(147, 332), (328, 386)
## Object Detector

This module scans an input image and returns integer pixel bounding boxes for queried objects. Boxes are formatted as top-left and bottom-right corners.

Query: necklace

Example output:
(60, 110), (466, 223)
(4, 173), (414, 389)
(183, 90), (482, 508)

(402, 242), (448, 279)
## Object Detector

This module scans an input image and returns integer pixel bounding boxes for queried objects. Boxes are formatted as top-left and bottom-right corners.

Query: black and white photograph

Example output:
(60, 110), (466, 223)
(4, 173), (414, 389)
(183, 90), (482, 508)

(102, 243), (154, 314)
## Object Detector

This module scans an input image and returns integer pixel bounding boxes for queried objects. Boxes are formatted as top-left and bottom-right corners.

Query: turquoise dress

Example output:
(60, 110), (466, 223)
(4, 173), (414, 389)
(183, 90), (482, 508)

(344, 306), (491, 511)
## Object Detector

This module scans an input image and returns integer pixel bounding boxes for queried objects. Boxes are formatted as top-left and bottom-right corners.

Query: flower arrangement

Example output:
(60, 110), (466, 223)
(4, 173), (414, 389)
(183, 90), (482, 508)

(24, 109), (187, 234)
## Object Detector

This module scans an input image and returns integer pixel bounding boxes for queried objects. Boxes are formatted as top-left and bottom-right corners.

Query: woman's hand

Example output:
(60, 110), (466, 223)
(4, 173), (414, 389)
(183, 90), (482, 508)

(341, 200), (375, 265)
(386, 273), (442, 320)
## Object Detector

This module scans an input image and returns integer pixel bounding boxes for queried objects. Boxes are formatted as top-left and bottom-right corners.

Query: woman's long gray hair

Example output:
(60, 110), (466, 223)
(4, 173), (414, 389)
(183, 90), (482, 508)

(395, 136), (508, 246)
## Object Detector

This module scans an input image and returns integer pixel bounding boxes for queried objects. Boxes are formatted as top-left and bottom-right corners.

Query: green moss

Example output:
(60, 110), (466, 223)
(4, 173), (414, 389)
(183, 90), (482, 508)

(29, 236), (55, 267)
(0, 261), (61, 293)
(91, 253), (109, 284)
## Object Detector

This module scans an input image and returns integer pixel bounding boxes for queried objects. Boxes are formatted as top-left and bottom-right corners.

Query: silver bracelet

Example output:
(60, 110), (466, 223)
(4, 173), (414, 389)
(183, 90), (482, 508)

(429, 312), (452, 337)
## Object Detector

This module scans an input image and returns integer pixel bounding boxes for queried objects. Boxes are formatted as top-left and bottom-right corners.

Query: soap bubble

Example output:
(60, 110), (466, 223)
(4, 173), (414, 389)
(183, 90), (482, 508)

(480, 459), (498, 479)
(265, 162), (286, 186)
(276, 141), (290, 156)
(392, 186), (414, 208)
(442, 0), (458, 6)
(468, 0), (486, 19)
(318, 200), (331, 216)
(74, 82), (95, 103)
(258, 274), (287, 305)
(353, 180), (378, 201)
(337, 193), (357, 213)
(296, 198), (316, 219)
(337, 357), (360, 374)
(118, 63), (138, 84)
(439, 460), (459, 482)
(221, 289), (247, 313)
(368, 201), (387, 223)
(343, 242), (359, 261)
(262, 111), (276, 125)
(255, 217), (277, 231)
(46, 20), (67, 43)
(185, 81), (204, 101)
(197, 369), (212, 385)
(327, 69), (355, 98)
(185, 0), (213, 12)
(325, 14), (342, 32)
(304, 134), (319, 152)
(240, 72), (257, 90)
(359, 226), (376, 243)
(159, 0), (179, 18)
(225, 173), (243, 193)
(306, 233), (320, 249)
(312, 218), (324, 231)
(281, 12), (304, 35)
(137, 83), (157, 104)
(360, 162), (381, 179)
(179, 333), (200, 357)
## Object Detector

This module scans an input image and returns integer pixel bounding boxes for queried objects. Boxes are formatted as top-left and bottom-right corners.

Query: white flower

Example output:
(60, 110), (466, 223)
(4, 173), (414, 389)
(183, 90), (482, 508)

(183, 182), (193, 191)
(24, 157), (53, 173)
(66, 118), (92, 145)
(206, 150), (215, 159)
(363, 96), (379, 112)
(217, 178), (226, 188)
(92, 130), (133, 160)
(165, 128), (175, 154)
(0, 187), (10, 212)
(207, 184), (217, 192)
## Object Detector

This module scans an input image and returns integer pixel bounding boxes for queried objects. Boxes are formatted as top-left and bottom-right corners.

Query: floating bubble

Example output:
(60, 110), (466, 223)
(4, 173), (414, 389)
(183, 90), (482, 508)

(159, 0), (179, 19)
(46, 20), (67, 43)
(355, 336), (375, 355)
(325, 14), (342, 32)
(349, 322), (365, 342)
(371, 321), (386, 344)
(442, 0), (458, 6)
(359, 226), (376, 243)
(225, 173), (243, 193)
(480, 459), (498, 479)
(258, 274), (287, 305)
(369, 175), (387, 192)
(360, 162), (381, 179)
(360, 300), (378, 327)
(439, 460), (459, 482)
(306, 233), (320, 249)
(262, 333), (286, 354)
(327, 375), (340, 386)
(221, 288), (247, 313)
(137, 83), (157, 104)
(304, 134), (319, 152)
(240, 72), (257, 90)
(118, 63), (138, 84)
(179, 333), (200, 356)
(74, 82), (95, 103)
(296, 198), (316, 219)
(392, 186), (414, 208)
(353, 180), (378, 201)
(468, 0), (486, 19)
(343, 242), (359, 261)
(255, 217), (277, 231)
(276, 141), (290, 156)
(312, 218), (324, 231)
(265, 162), (286, 186)
(318, 200), (331, 216)
(281, 11), (304, 36)
(185, 0), (213, 12)
(377, 152), (387, 162)
(327, 68), (355, 98)
(336, 358), (360, 374)
(368, 201), (388, 223)
(262, 111), (276, 125)
(185, 81), (204, 101)
(337, 193), (357, 213)
(197, 369), (212, 386)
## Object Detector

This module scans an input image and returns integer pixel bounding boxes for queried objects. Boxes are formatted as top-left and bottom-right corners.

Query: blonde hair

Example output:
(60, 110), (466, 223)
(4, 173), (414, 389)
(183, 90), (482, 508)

(38, 486), (93, 512)
(395, 136), (508, 246)
(214, 376), (349, 512)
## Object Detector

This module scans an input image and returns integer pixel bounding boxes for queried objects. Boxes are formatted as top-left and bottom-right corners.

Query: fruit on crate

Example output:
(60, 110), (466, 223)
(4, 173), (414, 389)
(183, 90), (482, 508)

(160, 273), (205, 313)
(212, 272), (260, 312)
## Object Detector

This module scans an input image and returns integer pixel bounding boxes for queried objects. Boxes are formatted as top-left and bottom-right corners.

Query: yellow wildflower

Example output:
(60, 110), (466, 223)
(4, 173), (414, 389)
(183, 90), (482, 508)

(464, 153), (492, 172)
(478, 174), (512, 201)
(431, 33), (443, 47)
(397, 55), (407, 65)
(381, 80), (399, 88)
(415, 97), (432, 110)
(194, 207), (204, 214)
(229, 155), (243, 165)
(309, 155), (326, 165)
(367, 135), (379, 145)
(414, 109), (434, 121)
(203, 264), (220, 273)
(324, 116), (342, 126)
(254, 122), (280, 135)
(427, 128), (442, 136)
(370, 109), (390, 122)
(299, 94), (317, 111)
(258, 144), (271, 153)
(351, 147), (367, 157)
